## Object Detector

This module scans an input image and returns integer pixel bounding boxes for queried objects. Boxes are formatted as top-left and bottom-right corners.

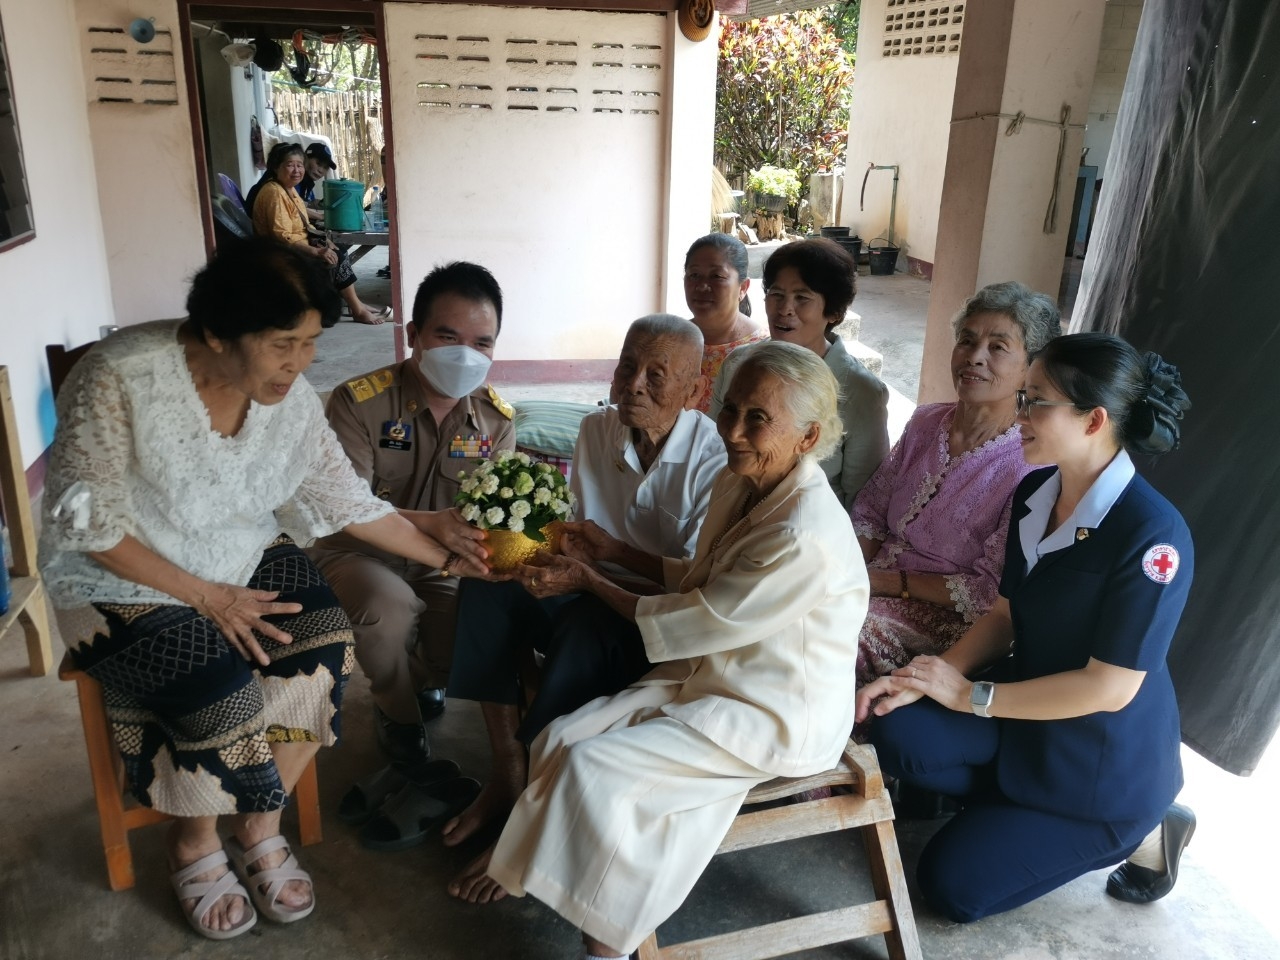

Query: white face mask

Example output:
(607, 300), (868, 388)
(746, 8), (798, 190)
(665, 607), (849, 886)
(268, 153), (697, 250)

(418, 344), (493, 398)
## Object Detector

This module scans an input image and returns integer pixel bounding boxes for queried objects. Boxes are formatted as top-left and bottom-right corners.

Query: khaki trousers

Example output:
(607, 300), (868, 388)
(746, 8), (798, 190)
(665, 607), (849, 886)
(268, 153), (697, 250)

(309, 547), (458, 724)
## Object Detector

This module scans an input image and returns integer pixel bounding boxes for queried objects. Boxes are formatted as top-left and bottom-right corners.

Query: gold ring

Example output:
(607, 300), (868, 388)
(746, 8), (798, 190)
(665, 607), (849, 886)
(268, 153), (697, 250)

(911, 667), (918, 679)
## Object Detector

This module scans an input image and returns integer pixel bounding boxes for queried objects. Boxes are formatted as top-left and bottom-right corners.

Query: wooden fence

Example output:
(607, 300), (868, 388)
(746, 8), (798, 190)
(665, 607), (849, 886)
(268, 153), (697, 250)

(271, 87), (385, 193)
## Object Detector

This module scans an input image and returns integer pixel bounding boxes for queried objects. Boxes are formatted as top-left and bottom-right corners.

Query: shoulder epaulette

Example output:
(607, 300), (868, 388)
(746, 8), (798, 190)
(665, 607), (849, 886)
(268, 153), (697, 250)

(345, 367), (397, 403)
(486, 383), (515, 420)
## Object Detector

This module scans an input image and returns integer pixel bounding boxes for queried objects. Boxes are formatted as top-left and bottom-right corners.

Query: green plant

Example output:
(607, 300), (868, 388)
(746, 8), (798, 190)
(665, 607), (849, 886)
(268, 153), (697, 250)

(715, 10), (854, 192)
(747, 165), (802, 204)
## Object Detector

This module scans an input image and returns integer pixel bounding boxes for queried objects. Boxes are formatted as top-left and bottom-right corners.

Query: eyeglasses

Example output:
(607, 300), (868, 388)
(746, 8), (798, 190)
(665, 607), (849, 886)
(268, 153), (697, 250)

(1015, 389), (1078, 418)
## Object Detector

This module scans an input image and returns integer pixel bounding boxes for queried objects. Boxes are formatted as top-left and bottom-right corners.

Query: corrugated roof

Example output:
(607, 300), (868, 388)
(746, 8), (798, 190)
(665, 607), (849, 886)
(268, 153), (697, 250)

(725, 0), (838, 23)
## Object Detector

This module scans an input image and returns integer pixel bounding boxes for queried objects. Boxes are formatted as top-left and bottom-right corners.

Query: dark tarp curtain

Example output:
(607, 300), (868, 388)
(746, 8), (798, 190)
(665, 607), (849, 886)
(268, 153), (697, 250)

(1075, 0), (1280, 774)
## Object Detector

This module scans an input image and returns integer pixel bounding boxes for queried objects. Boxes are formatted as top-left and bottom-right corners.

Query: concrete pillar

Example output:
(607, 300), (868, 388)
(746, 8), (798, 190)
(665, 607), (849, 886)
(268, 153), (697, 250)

(917, 0), (1106, 403)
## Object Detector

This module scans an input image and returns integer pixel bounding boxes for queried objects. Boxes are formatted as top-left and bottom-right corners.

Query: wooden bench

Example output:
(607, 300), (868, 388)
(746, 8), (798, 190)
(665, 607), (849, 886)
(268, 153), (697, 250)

(636, 740), (922, 960)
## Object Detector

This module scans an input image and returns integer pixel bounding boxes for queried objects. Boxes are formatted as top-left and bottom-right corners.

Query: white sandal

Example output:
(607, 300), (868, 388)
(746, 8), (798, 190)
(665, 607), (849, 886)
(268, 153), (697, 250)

(170, 849), (257, 940)
(225, 835), (316, 923)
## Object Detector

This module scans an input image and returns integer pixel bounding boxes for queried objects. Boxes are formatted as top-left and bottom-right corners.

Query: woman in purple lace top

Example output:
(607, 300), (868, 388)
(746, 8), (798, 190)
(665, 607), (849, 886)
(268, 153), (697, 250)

(850, 282), (1060, 689)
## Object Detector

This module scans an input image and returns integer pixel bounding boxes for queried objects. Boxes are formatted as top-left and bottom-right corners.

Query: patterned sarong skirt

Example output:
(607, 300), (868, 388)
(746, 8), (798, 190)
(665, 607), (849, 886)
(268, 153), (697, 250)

(70, 536), (355, 816)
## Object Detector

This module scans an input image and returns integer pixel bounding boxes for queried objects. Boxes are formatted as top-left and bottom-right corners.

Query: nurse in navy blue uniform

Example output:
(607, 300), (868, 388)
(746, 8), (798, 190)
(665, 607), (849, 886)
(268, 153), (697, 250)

(855, 332), (1196, 923)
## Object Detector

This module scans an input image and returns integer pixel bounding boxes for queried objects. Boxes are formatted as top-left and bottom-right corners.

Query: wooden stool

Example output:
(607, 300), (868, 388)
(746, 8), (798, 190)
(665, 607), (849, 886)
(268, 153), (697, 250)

(59, 651), (323, 891)
(636, 740), (922, 960)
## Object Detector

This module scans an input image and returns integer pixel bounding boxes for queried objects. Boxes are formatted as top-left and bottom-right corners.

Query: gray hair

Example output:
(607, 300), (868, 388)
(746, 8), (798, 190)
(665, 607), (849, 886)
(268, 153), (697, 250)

(628, 313), (704, 353)
(950, 281), (1061, 359)
(625, 314), (704, 380)
(731, 340), (844, 463)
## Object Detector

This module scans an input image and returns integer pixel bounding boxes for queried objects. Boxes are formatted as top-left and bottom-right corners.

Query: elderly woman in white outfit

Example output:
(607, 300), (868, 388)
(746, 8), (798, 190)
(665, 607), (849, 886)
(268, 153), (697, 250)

(454, 341), (869, 959)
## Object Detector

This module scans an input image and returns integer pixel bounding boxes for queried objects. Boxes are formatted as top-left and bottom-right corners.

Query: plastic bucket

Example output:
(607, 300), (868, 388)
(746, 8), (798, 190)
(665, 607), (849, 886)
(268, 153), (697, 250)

(323, 178), (365, 232)
(867, 238), (899, 275)
(836, 235), (862, 259)
(820, 225), (850, 238)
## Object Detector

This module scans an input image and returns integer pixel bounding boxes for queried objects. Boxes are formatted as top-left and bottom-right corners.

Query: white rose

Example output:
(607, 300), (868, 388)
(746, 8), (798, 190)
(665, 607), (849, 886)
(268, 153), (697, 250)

(510, 499), (531, 519)
(533, 487), (552, 505)
(481, 475), (500, 495)
(550, 498), (568, 516)
(499, 487), (514, 500)
(515, 452), (532, 466)
(460, 478), (478, 495)
(484, 506), (505, 526)
(507, 516), (525, 533)
(460, 503), (481, 522)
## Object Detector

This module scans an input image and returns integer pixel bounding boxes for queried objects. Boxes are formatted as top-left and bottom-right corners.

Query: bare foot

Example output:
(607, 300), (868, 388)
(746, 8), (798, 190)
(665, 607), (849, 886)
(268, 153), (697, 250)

(447, 843), (509, 903)
(170, 835), (250, 933)
(353, 304), (391, 325)
(441, 777), (522, 848)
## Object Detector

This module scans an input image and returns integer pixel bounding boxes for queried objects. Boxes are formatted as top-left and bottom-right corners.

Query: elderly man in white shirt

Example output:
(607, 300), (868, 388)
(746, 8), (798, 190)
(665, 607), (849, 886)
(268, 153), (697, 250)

(436, 315), (726, 868)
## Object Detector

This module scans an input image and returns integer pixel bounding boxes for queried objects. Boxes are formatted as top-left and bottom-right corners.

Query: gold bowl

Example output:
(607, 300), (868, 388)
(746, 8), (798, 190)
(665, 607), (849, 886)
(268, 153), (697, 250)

(485, 525), (558, 572)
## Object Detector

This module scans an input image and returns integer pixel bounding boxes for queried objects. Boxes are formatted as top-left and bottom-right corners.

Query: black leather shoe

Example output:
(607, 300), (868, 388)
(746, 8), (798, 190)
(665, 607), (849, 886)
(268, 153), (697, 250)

(1106, 802), (1196, 903)
(373, 705), (429, 763)
(416, 687), (447, 723)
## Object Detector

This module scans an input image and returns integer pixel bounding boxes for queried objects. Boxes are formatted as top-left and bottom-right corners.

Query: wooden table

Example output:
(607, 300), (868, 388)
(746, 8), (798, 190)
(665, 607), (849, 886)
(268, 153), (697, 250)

(329, 229), (390, 266)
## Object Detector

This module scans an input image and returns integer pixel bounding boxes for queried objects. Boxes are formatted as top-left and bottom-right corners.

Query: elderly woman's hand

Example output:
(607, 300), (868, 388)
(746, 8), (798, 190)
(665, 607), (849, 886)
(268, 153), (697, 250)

(558, 520), (620, 565)
(511, 552), (594, 599)
(191, 582), (304, 667)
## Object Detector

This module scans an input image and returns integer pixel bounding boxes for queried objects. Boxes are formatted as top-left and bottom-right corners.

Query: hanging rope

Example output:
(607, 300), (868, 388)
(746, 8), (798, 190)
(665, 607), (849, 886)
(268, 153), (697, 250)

(953, 106), (1085, 234)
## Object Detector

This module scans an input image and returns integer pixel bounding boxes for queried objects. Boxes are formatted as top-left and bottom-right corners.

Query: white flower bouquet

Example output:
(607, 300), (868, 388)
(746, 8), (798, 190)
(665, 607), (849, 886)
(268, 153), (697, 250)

(455, 450), (575, 543)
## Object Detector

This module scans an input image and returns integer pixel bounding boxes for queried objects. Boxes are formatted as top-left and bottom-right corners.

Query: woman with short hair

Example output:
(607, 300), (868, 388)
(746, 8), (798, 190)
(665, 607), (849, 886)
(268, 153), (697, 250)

(451, 341), (867, 960)
(711, 237), (891, 508)
(857, 332), (1195, 922)
(851, 281), (1061, 688)
(39, 238), (486, 939)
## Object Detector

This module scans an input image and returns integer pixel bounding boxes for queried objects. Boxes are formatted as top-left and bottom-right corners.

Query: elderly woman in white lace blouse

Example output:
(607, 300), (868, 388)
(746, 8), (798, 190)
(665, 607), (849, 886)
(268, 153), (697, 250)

(38, 239), (489, 941)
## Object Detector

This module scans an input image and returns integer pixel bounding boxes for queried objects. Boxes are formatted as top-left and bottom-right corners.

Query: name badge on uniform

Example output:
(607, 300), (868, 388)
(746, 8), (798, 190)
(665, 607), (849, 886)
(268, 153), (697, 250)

(379, 419), (413, 451)
(449, 434), (491, 458)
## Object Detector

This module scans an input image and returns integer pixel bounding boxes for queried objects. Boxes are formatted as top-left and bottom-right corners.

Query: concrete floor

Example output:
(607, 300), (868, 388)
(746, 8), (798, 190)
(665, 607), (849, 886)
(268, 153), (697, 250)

(3, 249), (1278, 960)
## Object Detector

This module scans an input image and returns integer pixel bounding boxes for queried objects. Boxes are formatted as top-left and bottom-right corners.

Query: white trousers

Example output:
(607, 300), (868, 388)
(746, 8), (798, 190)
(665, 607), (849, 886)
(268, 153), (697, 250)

(487, 684), (772, 955)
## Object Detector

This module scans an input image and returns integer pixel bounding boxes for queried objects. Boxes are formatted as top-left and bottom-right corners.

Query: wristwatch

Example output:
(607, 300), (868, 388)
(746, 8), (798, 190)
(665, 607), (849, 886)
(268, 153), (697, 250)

(970, 681), (996, 718)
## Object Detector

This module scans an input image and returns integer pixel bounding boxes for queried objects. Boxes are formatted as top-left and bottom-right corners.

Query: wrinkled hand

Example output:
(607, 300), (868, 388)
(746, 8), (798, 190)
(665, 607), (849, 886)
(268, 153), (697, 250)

(193, 582), (303, 666)
(511, 552), (593, 599)
(317, 246), (338, 267)
(853, 655), (972, 723)
(557, 520), (619, 565)
(407, 508), (490, 568)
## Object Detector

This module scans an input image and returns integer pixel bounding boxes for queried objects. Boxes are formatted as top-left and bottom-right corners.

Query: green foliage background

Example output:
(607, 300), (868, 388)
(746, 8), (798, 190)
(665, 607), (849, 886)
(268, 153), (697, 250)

(714, 9), (856, 193)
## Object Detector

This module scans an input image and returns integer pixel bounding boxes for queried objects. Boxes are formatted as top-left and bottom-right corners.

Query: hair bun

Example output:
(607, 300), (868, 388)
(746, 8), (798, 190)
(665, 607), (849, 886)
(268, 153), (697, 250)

(1126, 352), (1190, 454)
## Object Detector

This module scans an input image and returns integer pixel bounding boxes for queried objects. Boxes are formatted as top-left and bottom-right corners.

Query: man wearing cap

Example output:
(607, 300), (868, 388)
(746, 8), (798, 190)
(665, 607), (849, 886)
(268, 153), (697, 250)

(299, 142), (337, 216)
(308, 261), (515, 787)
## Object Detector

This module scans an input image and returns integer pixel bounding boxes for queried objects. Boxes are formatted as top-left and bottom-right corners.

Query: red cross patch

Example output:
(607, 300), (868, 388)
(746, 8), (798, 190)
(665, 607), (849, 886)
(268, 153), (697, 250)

(1142, 544), (1180, 584)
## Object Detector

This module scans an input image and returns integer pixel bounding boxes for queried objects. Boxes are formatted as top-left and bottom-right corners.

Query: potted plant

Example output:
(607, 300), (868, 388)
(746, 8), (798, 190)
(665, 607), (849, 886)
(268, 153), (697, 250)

(747, 165), (802, 213)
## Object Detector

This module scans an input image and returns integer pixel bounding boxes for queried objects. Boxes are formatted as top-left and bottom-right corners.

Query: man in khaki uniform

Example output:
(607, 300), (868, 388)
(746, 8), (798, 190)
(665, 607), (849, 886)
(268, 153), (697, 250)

(309, 262), (515, 766)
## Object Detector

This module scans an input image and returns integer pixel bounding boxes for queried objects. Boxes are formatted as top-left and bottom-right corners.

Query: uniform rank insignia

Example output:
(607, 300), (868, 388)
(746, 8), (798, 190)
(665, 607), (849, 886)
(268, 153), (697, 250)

(347, 377), (376, 403)
(449, 434), (491, 458)
(379, 419), (413, 451)
(487, 384), (515, 420)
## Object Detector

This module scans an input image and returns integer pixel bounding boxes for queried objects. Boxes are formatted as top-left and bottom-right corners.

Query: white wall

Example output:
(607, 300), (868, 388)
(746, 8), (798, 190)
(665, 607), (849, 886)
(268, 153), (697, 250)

(1083, 0), (1144, 178)
(385, 3), (715, 362)
(73, 0), (206, 326)
(837, 0), (960, 269)
(0, 0), (114, 470)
